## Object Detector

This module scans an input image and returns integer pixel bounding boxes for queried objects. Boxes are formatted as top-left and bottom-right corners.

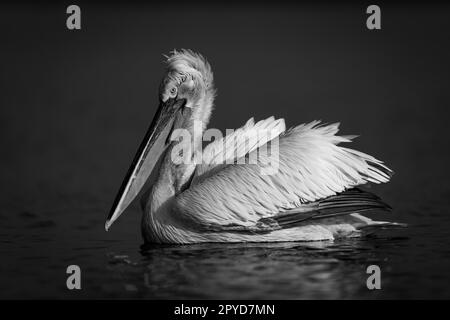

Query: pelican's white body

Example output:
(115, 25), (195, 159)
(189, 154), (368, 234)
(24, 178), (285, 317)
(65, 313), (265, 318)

(141, 117), (392, 244)
(109, 50), (396, 244)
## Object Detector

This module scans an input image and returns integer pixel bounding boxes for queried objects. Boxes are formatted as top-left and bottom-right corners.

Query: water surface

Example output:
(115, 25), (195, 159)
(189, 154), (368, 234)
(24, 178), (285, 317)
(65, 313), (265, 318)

(1, 199), (450, 299)
(1, 4), (450, 299)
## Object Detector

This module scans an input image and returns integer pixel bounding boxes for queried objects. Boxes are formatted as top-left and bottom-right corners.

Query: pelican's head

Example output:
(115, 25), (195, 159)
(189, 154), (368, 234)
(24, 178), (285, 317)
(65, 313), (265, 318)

(105, 49), (215, 230)
(160, 49), (215, 126)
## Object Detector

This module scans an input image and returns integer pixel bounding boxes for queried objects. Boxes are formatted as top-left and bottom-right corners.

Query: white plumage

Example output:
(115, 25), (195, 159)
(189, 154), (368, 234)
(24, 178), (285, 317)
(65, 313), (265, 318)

(192, 116), (286, 184)
(177, 120), (391, 223)
(107, 49), (401, 244)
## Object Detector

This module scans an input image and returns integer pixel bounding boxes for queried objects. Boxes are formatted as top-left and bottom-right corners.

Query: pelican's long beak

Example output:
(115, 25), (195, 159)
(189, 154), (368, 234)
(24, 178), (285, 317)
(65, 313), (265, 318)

(105, 98), (185, 231)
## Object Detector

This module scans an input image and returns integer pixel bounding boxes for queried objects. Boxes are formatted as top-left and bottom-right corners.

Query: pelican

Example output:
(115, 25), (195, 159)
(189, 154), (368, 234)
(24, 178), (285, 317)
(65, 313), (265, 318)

(105, 49), (400, 244)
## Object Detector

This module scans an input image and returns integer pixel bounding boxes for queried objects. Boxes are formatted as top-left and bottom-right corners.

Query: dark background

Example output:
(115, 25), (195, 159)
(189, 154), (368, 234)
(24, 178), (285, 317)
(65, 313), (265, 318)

(1, 2), (450, 299)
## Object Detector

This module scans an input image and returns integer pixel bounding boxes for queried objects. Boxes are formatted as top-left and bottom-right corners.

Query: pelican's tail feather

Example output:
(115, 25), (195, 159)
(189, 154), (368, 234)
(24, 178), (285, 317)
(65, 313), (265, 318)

(316, 188), (392, 217)
(266, 188), (391, 229)
(355, 214), (408, 232)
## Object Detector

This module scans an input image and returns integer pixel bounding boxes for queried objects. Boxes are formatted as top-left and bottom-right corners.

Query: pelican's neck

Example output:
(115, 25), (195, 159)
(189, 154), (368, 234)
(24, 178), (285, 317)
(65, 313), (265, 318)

(147, 149), (178, 212)
(144, 95), (213, 217)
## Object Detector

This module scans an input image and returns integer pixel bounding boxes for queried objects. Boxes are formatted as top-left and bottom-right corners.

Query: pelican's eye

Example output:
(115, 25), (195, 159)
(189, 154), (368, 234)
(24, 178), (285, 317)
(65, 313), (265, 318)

(168, 86), (177, 98)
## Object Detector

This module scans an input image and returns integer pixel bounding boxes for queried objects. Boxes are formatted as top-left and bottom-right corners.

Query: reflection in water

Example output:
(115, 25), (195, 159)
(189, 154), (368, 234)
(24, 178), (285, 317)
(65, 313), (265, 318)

(103, 237), (406, 299)
(1, 206), (449, 299)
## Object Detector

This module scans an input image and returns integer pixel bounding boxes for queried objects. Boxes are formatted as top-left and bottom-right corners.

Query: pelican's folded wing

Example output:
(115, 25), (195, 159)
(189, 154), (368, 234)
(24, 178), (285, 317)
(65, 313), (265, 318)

(174, 121), (392, 230)
(191, 116), (286, 184)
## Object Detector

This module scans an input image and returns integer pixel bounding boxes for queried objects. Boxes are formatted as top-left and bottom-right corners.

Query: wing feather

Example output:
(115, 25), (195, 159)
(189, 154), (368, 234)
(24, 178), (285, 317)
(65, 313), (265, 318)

(191, 116), (286, 184)
(174, 121), (392, 230)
